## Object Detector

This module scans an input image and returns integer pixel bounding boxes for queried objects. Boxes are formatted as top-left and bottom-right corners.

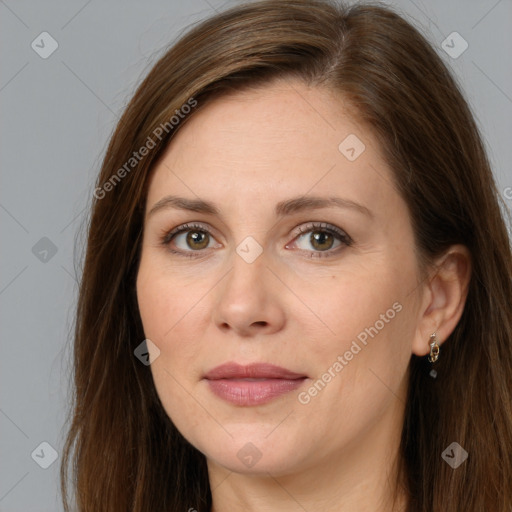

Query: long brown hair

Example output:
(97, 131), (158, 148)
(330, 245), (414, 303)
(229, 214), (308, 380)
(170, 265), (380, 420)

(60, 1), (512, 510)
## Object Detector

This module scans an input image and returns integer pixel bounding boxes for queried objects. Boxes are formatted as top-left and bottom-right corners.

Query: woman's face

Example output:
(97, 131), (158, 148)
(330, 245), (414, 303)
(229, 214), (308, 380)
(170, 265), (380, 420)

(136, 79), (426, 479)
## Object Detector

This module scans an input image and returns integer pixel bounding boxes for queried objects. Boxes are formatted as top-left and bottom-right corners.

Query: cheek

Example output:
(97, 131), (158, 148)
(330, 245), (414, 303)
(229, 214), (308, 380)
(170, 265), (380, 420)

(301, 308), (411, 451)
(136, 260), (202, 346)
(136, 268), (204, 432)
(305, 265), (414, 408)
(137, 255), (216, 362)
(136, 262), (206, 384)
(137, 271), (171, 343)
(315, 263), (402, 348)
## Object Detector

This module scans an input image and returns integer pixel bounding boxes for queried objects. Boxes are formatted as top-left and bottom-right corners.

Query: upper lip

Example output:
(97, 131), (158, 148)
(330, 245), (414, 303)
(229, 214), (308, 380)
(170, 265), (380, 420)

(204, 362), (307, 380)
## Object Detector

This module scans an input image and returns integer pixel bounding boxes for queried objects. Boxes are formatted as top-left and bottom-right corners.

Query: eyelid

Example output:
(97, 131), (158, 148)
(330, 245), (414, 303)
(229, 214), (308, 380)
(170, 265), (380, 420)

(161, 221), (217, 245)
(290, 222), (351, 245)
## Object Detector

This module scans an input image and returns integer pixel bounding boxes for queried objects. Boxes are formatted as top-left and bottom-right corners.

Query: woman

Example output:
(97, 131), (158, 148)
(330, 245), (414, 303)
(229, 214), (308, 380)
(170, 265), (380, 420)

(60, 1), (512, 511)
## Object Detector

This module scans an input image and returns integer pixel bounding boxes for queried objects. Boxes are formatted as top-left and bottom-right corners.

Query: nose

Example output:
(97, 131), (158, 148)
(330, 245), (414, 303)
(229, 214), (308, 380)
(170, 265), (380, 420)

(211, 247), (286, 337)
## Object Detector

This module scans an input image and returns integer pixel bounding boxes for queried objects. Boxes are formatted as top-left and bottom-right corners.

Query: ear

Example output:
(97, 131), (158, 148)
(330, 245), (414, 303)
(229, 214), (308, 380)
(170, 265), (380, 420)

(411, 244), (472, 357)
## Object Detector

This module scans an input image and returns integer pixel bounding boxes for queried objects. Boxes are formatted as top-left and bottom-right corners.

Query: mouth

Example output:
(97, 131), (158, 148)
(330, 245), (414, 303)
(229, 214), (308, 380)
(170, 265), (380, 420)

(203, 362), (308, 406)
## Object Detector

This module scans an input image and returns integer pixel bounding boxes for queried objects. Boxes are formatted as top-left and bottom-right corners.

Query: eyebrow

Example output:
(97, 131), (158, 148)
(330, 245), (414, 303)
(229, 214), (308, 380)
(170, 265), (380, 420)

(147, 194), (373, 219)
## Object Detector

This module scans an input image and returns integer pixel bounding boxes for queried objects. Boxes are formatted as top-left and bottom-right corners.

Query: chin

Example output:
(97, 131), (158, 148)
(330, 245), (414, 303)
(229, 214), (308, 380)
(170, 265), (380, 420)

(200, 430), (308, 476)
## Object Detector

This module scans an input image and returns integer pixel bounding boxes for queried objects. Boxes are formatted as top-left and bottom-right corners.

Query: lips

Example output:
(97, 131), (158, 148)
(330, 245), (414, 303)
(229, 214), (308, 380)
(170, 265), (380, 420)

(203, 362), (307, 406)
(204, 362), (306, 380)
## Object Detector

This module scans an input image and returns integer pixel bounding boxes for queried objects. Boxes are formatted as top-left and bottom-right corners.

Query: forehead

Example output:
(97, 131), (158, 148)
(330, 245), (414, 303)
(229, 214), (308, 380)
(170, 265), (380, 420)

(145, 80), (398, 218)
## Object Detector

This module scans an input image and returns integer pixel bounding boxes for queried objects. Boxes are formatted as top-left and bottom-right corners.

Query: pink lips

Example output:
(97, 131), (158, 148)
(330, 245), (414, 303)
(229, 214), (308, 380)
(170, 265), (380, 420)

(203, 362), (307, 406)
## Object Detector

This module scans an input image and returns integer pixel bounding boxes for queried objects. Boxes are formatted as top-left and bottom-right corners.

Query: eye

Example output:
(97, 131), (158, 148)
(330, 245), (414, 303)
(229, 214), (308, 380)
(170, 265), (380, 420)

(160, 222), (219, 257)
(160, 221), (352, 259)
(287, 222), (352, 258)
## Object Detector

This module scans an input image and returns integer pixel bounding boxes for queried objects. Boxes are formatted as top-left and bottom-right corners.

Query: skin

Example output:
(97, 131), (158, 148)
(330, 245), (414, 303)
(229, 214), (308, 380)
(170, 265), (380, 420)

(136, 79), (471, 512)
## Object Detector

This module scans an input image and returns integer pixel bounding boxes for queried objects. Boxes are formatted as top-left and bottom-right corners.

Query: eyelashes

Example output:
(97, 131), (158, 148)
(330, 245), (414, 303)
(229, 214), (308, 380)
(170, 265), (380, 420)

(289, 222), (353, 257)
(159, 221), (353, 259)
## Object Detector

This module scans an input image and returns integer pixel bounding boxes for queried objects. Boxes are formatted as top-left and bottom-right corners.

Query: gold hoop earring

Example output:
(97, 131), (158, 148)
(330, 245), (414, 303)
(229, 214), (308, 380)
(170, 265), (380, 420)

(428, 332), (440, 363)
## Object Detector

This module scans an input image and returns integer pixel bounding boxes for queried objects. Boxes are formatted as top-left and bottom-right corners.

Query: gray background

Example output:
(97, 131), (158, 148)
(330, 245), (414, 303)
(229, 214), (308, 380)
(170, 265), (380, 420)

(1, 0), (511, 510)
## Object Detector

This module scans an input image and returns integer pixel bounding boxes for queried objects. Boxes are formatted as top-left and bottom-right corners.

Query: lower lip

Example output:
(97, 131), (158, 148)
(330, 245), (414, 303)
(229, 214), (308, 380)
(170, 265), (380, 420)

(205, 378), (307, 406)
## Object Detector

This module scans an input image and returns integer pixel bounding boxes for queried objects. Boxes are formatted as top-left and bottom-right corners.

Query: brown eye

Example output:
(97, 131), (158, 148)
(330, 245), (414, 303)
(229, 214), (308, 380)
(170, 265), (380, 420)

(161, 222), (219, 256)
(185, 230), (210, 250)
(169, 229), (212, 251)
(309, 231), (335, 251)
(289, 222), (351, 257)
